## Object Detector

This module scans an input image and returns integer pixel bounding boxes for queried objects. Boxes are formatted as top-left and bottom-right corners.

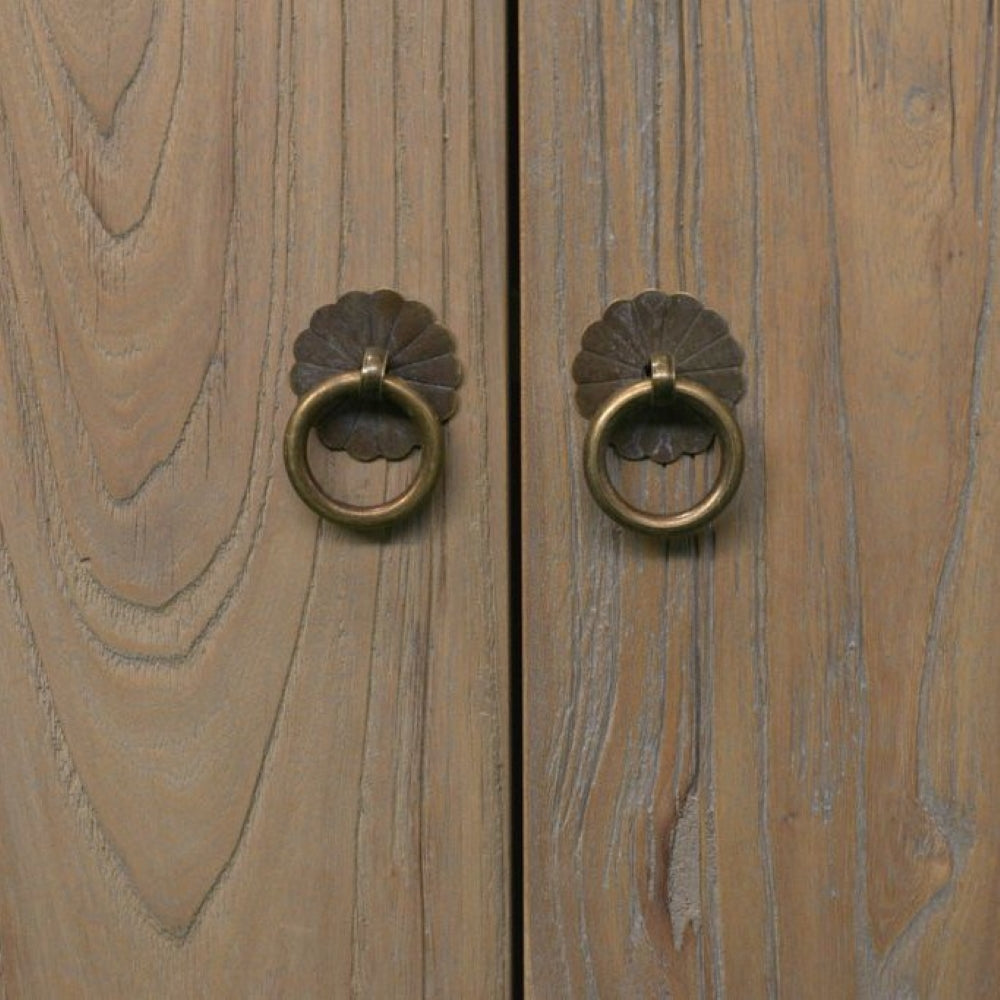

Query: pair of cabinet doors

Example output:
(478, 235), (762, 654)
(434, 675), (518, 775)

(0, 2), (996, 997)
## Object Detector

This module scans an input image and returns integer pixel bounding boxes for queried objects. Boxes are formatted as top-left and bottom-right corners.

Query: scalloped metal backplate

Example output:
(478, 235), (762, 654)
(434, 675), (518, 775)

(290, 289), (462, 461)
(572, 291), (746, 464)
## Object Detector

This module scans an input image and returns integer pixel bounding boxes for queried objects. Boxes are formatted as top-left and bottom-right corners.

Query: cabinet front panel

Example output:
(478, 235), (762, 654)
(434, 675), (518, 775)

(0, 4), (509, 996)
(520, 1), (1000, 996)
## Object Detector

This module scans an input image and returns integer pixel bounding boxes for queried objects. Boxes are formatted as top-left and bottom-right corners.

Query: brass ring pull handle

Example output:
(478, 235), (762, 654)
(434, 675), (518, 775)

(283, 290), (461, 530)
(583, 373), (744, 536)
(573, 291), (747, 538)
(284, 366), (444, 529)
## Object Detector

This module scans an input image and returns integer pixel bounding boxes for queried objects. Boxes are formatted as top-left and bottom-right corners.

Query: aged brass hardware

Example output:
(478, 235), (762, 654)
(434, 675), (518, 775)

(283, 290), (460, 529)
(572, 291), (746, 537)
(284, 370), (444, 528)
(583, 375), (744, 535)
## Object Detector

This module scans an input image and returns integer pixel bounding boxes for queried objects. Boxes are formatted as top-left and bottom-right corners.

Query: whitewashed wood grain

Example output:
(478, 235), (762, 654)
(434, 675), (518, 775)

(520, 1), (1000, 996)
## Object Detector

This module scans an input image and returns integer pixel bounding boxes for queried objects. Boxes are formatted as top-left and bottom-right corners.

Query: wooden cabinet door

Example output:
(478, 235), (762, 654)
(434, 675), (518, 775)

(520, 1), (1000, 997)
(3, 2), (999, 998)
(0, 4), (509, 997)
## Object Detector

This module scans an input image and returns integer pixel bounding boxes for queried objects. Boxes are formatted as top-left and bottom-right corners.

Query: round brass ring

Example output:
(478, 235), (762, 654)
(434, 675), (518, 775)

(284, 372), (444, 529)
(583, 377), (744, 537)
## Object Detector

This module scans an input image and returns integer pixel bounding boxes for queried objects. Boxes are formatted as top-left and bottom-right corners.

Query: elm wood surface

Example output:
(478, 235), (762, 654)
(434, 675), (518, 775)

(520, 1), (1000, 996)
(0, 2), (508, 996)
(3, 1), (999, 997)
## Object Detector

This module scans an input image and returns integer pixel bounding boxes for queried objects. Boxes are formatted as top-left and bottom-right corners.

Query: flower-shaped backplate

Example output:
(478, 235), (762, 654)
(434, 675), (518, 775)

(291, 289), (461, 461)
(572, 291), (746, 464)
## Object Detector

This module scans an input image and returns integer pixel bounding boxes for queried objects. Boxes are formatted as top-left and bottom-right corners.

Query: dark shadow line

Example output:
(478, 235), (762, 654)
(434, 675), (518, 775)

(506, 0), (524, 996)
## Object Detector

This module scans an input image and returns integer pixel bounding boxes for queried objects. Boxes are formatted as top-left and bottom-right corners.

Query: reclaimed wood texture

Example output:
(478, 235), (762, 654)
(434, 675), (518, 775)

(0, 2), (508, 996)
(521, 1), (999, 996)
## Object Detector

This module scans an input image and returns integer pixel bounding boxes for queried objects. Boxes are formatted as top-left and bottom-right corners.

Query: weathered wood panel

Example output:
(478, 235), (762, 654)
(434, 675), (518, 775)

(520, 1), (1000, 995)
(0, 2), (508, 996)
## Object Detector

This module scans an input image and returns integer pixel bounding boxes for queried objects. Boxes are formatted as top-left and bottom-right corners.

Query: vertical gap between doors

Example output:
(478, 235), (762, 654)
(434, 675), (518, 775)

(505, 0), (525, 995)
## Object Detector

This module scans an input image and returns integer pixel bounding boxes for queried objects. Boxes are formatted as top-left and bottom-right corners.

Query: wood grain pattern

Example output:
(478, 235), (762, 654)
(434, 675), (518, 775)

(520, 0), (1000, 995)
(0, 2), (508, 996)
